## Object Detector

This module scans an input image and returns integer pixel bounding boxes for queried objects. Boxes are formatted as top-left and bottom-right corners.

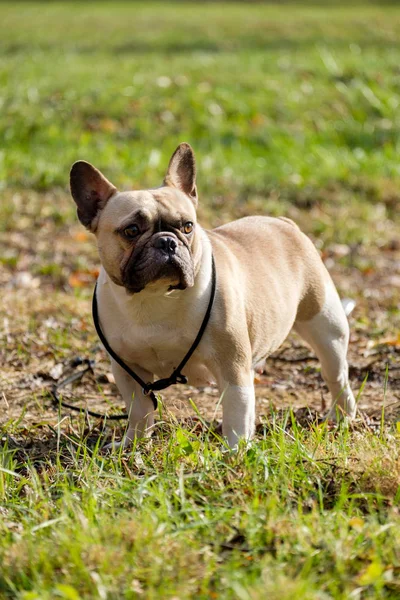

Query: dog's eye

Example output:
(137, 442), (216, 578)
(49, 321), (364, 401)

(183, 222), (194, 234)
(123, 225), (139, 239)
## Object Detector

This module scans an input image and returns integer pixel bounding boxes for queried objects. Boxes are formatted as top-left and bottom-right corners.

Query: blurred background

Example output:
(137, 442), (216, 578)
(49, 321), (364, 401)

(0, 1), (399, 422)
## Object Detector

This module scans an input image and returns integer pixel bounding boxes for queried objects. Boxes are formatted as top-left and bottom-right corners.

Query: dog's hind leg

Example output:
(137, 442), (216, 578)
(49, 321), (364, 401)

(294, 282), (356, 421)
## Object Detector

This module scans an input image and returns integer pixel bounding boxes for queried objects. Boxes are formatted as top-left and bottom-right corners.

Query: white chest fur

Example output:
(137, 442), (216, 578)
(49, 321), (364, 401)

(96, 231), (214, 386)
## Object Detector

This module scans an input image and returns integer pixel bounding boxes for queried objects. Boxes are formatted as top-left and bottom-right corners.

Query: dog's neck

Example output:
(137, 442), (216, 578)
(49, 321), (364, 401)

(99, 228), (213, 324)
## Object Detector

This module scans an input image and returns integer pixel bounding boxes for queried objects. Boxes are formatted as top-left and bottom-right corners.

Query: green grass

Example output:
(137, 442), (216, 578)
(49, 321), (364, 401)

(1, 414), (400, 599)
(1, 2), (400, 598)
(1, 2), (400, 236)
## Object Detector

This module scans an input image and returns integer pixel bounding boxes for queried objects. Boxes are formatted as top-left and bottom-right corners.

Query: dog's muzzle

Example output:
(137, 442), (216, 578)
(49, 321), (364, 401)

(122, 231), (194, 293)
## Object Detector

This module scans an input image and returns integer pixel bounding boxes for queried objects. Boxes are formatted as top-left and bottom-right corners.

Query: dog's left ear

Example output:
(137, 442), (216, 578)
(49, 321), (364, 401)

(164, 142), (198, 206)
(70, 161), (117, 231)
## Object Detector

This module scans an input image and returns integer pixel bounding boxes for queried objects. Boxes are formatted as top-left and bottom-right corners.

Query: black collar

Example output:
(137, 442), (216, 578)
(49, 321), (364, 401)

(92, 254), (217, 410)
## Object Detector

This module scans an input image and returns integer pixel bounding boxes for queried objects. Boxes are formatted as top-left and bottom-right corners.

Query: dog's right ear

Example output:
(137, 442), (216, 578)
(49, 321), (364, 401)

(164, 143), (198, 206)
(70, 161), (117, 231)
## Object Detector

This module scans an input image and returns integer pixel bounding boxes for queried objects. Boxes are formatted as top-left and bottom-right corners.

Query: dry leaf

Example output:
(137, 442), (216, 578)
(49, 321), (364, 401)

(72, 231), (89, 242)
(349, 516), (364, 531)
(68, 269), (99, 288)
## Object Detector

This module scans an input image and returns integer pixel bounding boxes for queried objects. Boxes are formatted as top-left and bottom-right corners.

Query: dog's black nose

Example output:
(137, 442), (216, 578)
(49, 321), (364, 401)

(155, 235), (177, 255)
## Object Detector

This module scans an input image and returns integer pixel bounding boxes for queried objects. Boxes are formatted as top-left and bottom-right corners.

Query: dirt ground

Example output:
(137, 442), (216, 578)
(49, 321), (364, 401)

(1, 208), (399, 436)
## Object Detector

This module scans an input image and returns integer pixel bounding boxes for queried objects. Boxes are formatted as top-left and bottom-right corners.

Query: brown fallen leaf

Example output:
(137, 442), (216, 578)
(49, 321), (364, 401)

(68, 269), (99, 288)
(373, 334), (400, 348)
(72, 231), (89, 242)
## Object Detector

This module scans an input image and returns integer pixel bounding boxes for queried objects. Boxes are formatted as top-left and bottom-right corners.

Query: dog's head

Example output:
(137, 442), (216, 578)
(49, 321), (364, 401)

(70, 143), (202, 295)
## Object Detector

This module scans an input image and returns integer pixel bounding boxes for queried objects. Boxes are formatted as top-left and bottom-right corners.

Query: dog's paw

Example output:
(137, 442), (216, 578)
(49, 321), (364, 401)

(221, 437), (255, 457)
(102, 428), (154, 453)
(102, 439), (127, 453)
(324, 406), (356, 424)
(102, 433), (133, 452)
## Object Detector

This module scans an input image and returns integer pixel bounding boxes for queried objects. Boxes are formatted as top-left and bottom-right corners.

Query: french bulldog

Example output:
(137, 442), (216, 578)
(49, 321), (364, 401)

(70, 143), (356, 448)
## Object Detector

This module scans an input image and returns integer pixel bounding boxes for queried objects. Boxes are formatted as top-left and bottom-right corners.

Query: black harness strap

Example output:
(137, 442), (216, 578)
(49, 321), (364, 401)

(92, 287), (158, 410)
(92, 253), (217, 410)
(50, 357), (128, 420)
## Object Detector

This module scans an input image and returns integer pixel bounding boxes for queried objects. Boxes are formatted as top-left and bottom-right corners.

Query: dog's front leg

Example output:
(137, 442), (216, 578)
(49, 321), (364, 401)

(218, 370), (256, 448)
(109, 359), (155, 448)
